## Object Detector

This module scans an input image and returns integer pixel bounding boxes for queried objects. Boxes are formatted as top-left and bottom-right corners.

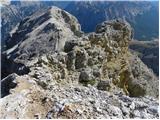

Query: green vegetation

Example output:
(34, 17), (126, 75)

(80, 79), (96, 86)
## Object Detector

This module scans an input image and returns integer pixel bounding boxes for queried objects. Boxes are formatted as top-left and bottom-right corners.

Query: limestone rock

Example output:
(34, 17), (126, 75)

(75, 47), (88, 69)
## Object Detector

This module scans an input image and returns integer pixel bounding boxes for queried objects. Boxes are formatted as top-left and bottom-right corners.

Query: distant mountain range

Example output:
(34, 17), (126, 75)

(65, 1), (159, 41)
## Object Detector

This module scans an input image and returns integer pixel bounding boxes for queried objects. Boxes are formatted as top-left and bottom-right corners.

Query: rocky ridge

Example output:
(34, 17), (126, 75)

(2, 6), (81, 78)
(0, 6), (159, 119)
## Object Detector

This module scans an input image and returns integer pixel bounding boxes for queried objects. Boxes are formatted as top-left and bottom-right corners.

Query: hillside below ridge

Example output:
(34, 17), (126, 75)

(1, 6), (159, 119)
(129, 39), (159, 76)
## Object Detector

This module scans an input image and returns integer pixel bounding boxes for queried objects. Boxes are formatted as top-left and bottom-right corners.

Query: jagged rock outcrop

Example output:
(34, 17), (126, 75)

(1, 6), (159, 119)
(2, 1), (158, 49)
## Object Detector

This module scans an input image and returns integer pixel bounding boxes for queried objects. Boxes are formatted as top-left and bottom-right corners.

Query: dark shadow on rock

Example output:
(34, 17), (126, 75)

(1, 74), (18, 98)
(1, 53), (30, 79)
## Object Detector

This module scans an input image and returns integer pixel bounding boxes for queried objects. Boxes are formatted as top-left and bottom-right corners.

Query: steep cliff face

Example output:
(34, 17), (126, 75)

(2, 1), (158, 77)
(1, 1), (47, 51)
(1, 7), (159, 119)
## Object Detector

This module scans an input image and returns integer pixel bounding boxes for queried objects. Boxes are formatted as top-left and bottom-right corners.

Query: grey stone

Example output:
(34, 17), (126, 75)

(75, 48), (88, 69)
(148, 106), (159, 114)
(79, 68), (95, 85)
(97, 80), (111, 91)
(66, 51), (76, 70)
(64, 40), (78, 52)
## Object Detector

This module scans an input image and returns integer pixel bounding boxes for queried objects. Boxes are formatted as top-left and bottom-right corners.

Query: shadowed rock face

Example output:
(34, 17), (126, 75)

(1, 6), (159, 119)
(1, 73), (18, 98)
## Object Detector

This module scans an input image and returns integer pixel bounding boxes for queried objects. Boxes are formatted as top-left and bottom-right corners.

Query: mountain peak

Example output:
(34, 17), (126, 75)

(49, 5), (61, 11)
(5, 6), (81, 59)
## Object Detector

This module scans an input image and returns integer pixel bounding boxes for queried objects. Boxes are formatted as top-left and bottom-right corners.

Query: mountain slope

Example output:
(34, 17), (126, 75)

(2, 6), (81, 78)
(1, 1), (70, 51)
(129, 40), (159, 76)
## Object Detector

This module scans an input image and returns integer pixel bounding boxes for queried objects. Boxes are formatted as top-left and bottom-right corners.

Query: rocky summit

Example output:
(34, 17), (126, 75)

(0, 6), (159, 119)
